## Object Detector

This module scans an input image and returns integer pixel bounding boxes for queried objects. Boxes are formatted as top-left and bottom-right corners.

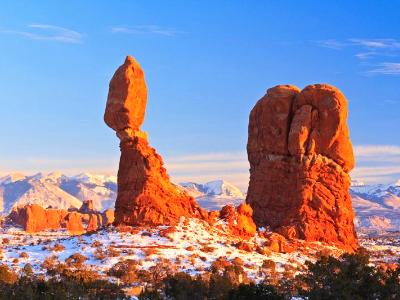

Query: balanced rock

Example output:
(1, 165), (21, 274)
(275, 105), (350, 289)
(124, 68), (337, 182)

(246, 84), (357, 251)
(104, 56), (203, 226)
(104, 56), (148, 140)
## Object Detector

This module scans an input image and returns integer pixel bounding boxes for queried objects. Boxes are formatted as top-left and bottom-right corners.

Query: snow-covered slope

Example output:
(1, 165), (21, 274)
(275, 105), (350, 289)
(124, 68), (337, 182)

(0, 172), (117, 214)
(180, 180), (245, 210)
(350, 180), (400, 233)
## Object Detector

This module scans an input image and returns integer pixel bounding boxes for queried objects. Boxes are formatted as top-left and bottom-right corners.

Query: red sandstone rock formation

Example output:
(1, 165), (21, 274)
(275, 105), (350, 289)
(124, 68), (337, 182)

(104, 56), (203, 226)
(102, 209), (115, 226)
(86, 214), (101, 232)
(7, 204), (67, 233)
(7, 204), (111, 234)
(220, 203), (256, 238)
(65, 212), (85, 233)
(246, 84), (357, 251)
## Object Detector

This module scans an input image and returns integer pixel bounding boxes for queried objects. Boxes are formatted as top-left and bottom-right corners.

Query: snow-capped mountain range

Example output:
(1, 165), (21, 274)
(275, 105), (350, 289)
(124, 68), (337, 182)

(1, 172), (399, 233)
(0, 172), (117, 214)
(350, 180), (400, 233)
(180, 180), (245, 210)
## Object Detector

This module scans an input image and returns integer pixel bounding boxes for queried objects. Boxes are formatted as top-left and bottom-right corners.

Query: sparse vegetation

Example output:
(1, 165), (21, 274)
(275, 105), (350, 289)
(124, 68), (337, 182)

(0, 250), (398, 299)
(52, 243), (65, 252)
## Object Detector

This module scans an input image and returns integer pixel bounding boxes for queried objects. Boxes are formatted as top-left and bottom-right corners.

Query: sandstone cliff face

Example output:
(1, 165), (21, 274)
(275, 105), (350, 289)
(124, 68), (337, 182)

(246, 84), (357, 251)
(105, 56), (203, 226)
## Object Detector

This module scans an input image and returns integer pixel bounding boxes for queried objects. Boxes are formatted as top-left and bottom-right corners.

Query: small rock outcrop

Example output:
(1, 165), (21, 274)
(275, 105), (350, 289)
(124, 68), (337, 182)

(104, 56), (203, 226)
(11, 204), (68, 233)
(7, 204), (114, 234)
(246, 84), (357, 251)
(219, 203), (256, 238)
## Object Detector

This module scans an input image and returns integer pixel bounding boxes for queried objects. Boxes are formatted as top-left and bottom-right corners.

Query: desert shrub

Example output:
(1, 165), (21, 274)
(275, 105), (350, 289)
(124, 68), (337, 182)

(259, 259), (278, 285)
(41, 255), (57, 271)
(107, 245), (120, 257)
(139, 287), (163, 300)
(108, 259), (139, 284)
(381, 265), (400, 299)
(52, 243), (65, 252)
(91, 240), (101, 247)
(21, 263), (33, 277)
(65, 253), (87, 268)
(93, 246), (106, 260)
(19, 251), (29, 258)
(164, 272), (208, 300)
(200, 245), (216, 253)
(228, 283), (284, 300)
(146, 259), (178, 288)
(0, 270), (127, 299)
(0, 264), (18, 284)
(143, 247), (158, 257)
(296, 250), (393, 300)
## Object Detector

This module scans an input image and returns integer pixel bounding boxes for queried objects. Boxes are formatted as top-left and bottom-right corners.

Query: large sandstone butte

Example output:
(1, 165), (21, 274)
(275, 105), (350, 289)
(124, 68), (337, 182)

(104, 56), (203, 226)
(246, 84), (358, 251)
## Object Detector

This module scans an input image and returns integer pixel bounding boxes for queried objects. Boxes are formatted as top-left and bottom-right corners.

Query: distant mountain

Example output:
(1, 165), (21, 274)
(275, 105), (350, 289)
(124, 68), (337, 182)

(180, 180), (245, 210)
(1, 172), (399, 233)
(0, 172), (117, 214)
(350, 180), (400, 233)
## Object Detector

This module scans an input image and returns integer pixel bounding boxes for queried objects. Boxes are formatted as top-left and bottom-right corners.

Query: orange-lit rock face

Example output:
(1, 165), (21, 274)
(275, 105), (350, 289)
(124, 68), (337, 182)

(22, 204), (67, 233)
(104, 56), (148, 141)
(105, 56), (203, 226)
(65, 212), (85, 233)
(246, 84), (357, 251)
(220, 203), (256, 238)
(7, 204), (107, 234)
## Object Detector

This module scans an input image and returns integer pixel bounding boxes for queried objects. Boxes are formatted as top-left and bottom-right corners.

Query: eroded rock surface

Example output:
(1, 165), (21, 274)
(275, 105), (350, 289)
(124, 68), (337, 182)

(246, 84), (357, 251)
(220, 203), (256, 238)
(104, 56), (203, 226)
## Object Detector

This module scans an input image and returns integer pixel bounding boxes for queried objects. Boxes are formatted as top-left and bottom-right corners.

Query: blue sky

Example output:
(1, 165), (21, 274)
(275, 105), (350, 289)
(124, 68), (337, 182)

(0, 1), (399, 189)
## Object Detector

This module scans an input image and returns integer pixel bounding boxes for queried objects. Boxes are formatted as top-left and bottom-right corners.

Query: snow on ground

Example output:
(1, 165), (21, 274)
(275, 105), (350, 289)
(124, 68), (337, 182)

(1, 218), (398, 283)
(0, 218), (332, 281)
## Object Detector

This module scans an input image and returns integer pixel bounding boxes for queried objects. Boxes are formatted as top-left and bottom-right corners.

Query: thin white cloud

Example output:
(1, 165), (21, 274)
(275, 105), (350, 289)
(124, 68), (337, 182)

(318, 38), (400, 52)
(316, 39), (346, 50)
(351, 145), (400, 184)
(0, 24), (83, 43)
(354, 145), (400, 157)
(111, 25), (178, 37)
(349, 38), (400, 50)
(317, 38), (400, 75)
(354, 52), (377, 60)
(366, 62), (400, 75)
